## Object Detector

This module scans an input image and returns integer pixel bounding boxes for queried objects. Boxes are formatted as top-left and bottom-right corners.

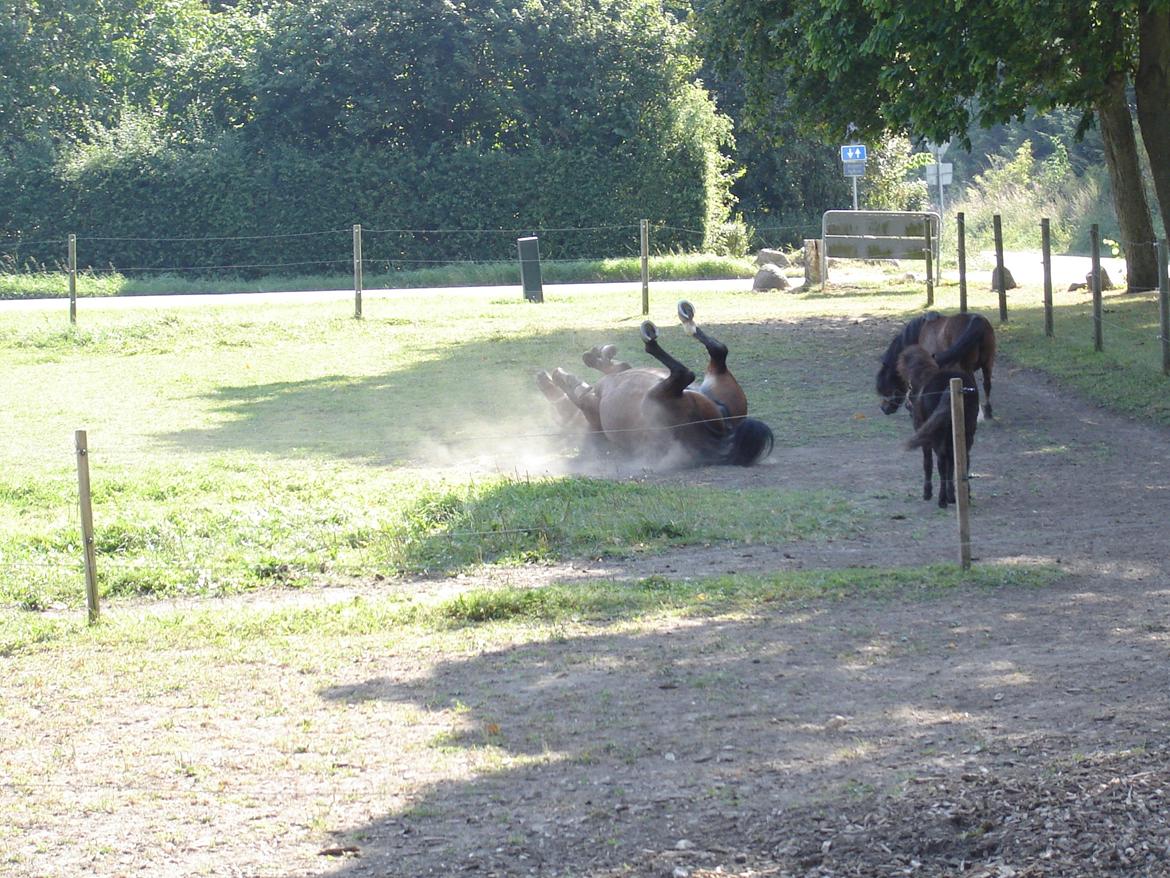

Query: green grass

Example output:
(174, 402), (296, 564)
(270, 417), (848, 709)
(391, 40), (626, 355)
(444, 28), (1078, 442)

(0, 253), (757, 299)
(996, 291), (1170, 423)
(0, 561), (1059, 657)
(0, 281), (889, 610)
(3, 261), (1166, 615)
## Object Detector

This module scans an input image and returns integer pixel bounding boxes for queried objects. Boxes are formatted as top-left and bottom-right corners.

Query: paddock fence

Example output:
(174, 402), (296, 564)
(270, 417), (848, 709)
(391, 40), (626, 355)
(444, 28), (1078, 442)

(0, 219), (825, 319)
(4, 214), (1170, 624)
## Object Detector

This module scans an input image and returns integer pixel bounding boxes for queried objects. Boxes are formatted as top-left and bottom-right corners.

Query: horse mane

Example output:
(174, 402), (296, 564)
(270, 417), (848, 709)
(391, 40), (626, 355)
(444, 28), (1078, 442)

(881, 311), (941, 370)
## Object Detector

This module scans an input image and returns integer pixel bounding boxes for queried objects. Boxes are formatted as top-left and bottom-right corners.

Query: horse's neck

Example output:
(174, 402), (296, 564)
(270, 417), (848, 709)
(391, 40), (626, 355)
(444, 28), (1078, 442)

(907, 362), (938, 392)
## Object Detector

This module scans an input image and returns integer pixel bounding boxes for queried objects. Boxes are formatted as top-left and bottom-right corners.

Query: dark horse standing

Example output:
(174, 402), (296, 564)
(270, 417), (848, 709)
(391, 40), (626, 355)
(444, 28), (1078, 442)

(536, 301), (774, 467)
(876, 311), (996, 419)
(899, 345), (979, 508)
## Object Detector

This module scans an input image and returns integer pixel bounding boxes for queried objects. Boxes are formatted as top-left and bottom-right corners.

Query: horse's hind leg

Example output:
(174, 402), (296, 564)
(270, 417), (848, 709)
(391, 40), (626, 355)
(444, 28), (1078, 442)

(678, 301), (729, 371)
(981, 366), (993, 420)
(640, 321), (696, 396)
(921, 445), (933, 501)
(937, 446), (954, 508)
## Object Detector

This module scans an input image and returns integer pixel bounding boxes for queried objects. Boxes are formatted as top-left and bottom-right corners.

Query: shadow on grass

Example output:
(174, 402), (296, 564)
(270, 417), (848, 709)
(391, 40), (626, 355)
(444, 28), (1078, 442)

(158, 329), (588, 463)
(157, 314), (909, 464)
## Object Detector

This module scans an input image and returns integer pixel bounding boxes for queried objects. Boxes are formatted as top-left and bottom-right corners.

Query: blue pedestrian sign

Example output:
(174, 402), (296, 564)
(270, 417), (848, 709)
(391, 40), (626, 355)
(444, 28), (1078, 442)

(840, 144), (868, 162)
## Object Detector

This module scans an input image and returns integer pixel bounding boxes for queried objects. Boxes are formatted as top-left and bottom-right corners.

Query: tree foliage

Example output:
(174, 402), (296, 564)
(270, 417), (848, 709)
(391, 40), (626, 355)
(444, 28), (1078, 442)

(701, 0), (1165, 284)
(1, 0), (736, 267)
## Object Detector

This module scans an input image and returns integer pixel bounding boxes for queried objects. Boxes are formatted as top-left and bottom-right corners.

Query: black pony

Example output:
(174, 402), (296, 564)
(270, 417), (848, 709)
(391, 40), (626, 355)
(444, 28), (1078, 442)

(876, 311), (996, 419)
(898, 345), (979, 508)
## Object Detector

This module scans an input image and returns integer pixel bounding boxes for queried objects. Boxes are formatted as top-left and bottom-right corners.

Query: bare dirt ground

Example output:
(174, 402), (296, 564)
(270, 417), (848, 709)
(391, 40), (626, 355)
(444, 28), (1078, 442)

(7, 314), (1170, 878)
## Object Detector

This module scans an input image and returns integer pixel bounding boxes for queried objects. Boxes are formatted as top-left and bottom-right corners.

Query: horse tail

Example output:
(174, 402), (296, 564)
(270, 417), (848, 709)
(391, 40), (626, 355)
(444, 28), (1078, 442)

(934, 314), (988, 367)
(721, 417), (774, 466)
(904, 393), (953, 450)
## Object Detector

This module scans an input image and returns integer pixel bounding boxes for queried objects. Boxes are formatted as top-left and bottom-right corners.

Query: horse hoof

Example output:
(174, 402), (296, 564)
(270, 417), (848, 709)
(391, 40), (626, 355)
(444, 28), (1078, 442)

(677, 300), (695, 322)
(640, 321), (659, 344)
(550, 367), (577, 392)
(536, 370), (562, 401)
(582, 346), (604, 369)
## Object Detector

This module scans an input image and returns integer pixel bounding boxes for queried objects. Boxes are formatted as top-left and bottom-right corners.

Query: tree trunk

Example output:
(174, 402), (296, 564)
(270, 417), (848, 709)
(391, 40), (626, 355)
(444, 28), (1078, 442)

(1136, 10), (1170, 246)
(1097, 71), (1159, 291)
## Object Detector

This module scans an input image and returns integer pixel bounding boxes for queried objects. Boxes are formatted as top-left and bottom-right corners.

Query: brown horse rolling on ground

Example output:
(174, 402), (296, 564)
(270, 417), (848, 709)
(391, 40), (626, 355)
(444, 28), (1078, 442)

(898, 344), (979, 508)
(536, 301), (773, 468)
(876, 311), (996, 419)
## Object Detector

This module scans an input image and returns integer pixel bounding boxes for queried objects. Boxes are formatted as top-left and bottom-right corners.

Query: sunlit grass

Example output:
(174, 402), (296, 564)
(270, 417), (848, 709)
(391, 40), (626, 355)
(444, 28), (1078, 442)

(0, 561), (1060, 657)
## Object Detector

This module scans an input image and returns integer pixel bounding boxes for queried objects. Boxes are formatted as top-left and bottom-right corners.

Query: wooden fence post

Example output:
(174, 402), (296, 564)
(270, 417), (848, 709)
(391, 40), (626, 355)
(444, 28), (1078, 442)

(957, 211), (967, 314)
(75, 430), (100, 624)
(352, 224), (363, 320)
(68, 233), (77, 325)
(1041, 218), (1054, 337)
(924, 217), (934, 308)
(993, 214), (1007, 322)
(1159, 240), (1169, 376)
(949, 378), (972, 570)
(640, 219), (649, 316)
(1091, 224), (1103, 352)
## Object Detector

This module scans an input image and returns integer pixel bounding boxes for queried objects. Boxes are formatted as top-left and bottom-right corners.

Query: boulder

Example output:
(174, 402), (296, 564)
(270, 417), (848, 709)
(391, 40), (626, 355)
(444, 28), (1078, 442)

(1086, 267), (1114, 291)
(752, 264), (790, 291)
(755, 248), (790, 268)
(990, 266), (1018, 291)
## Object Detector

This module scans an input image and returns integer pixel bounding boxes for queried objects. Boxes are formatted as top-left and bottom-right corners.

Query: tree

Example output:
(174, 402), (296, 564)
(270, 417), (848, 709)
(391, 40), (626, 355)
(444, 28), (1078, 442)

(1136, 5), (1170, 243)
(241, 0), (701, 156)
(701, 0), (1160, 289)
(0, 0), (223, 153)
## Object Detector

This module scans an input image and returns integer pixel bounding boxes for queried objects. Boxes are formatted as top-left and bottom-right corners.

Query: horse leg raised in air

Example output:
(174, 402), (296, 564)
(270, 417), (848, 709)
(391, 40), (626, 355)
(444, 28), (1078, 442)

(897, 344), (979, 508)
(535, 301), (773, 467)
(677, 300), (747, 421)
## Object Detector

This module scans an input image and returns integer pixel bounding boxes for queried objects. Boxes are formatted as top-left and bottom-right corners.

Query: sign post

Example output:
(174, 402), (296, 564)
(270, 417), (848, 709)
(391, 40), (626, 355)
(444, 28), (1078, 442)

(840, 144), (868, 211)
(924, 140), (952, 273)
(925, 140), (951, 211)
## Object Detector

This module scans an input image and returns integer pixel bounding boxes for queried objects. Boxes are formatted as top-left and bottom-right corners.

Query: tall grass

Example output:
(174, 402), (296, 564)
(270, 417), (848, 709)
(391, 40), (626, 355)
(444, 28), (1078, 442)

(946, 140), (1114, 258)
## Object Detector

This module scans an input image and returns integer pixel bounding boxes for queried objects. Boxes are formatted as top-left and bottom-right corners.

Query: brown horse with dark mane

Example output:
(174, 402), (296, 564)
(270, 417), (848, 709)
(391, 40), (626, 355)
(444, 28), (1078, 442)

(898, 344), (979, 508)
(876, 311), (996, 419)
(536, 301), (773, 468)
